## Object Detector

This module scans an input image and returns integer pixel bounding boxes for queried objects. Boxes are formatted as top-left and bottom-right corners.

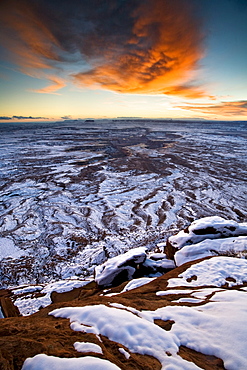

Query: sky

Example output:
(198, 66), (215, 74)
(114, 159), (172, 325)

(0, 0), (247, 122)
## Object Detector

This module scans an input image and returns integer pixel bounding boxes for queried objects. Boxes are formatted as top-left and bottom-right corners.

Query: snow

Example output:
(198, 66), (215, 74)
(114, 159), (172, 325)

(118, 347), (130, 359)
(149, 252), (168, 260)
(50, 285), (247, 370)
(74, 341), (103, 354)
(21, 354), (121, 370)
(95, 247), (175, 288)
(0, 307), (4, 318)
(156, 287), (224, 301)
(41, 279), (91, 294)
(103, 292), (119, 297)
(172, 297), (203, 304)
(13, 279), (91, 316)
(50, 304), (198, 369)
(168, 216), (247, 251)
(156, 289), (194, 296)
(191, 288), (223, 299)
(147, 289), (247, 370)
(0, 237), (25, 260)
(15, 294), (52, 316)
(168, 257), (247, 288)
(109, 303), (141, 316)
(175, 236), (247, 266)
(47, 256), (247, 369)
(12, 286), (43, 295)
(95, 247), (147, 287)
(121, 277), (155, 292)
(143, 257), (176, 272)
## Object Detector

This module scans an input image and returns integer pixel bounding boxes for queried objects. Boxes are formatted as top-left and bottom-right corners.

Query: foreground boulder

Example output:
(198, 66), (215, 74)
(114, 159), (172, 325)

(95, 247), (147, 287)
(165, 216), (247, 259)
(94, 247), (175, 288)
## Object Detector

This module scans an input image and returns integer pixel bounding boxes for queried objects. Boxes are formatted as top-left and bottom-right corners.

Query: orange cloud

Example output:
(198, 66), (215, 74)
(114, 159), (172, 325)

(162, 84), (215, 100)
(0, 0), (206, 97)
(0, 1), (61, 71)
(31, 76), (66, 94)
(177, 100), (247, 117)
(73, 0), (205, 96)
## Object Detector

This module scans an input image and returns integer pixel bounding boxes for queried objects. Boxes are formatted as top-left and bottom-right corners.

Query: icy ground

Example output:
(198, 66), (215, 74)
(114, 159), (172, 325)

(0, 119), (246, 287)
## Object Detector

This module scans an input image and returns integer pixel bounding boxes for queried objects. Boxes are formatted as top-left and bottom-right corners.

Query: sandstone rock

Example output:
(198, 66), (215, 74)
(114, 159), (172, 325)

(1, 256), (247, 370)
(94, 247), (175, 288)
(0, 289), (20, 318)
(0, 297), (20, 318)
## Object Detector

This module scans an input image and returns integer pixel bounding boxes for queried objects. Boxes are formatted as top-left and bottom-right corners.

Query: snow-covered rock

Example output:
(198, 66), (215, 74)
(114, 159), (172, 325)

(166, 216), (247, 259)
(95, 247), (147, 287)
(2, 254), (247, 370)
(11, 279), (92, 316)
(175, 235), (247, 266)
(50, 274), (247, 370)
(142, 256), (175, 275)
(95, 247), (175, 287)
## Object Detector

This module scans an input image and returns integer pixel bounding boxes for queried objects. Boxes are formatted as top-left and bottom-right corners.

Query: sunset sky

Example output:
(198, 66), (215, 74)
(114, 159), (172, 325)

(0, 0), (247, 122)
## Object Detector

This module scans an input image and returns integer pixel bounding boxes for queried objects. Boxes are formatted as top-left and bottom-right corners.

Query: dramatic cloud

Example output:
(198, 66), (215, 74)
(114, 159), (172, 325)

(0, 0), (205, 97)
(178, 100), (247, 117)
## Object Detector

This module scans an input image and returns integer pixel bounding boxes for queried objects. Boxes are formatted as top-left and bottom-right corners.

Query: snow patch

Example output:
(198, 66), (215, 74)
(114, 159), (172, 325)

(73, 341), (103, 354)
(172, 297), (203, 304)
(118, 347), (130, 359)
(156, 289), (194, 296)
(50, 304), (199, 369)
(14, 279), (91, 315)
(149, 289), (247, 370)
(168, 257), (247, 288)
(21, 354), (121, 370)
(0, 237), (25, 261)
(121, 277), (155, 292)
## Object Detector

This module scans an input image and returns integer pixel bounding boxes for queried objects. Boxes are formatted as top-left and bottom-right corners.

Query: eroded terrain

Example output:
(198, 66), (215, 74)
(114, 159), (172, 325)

(0, 119), (246, 287)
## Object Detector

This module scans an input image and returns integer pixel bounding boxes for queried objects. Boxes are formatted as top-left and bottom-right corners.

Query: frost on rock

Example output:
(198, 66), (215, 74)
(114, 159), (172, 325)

(175, 235), (247, 266)
(165, 216), (247, 259)
(94, 247), (147, 287)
